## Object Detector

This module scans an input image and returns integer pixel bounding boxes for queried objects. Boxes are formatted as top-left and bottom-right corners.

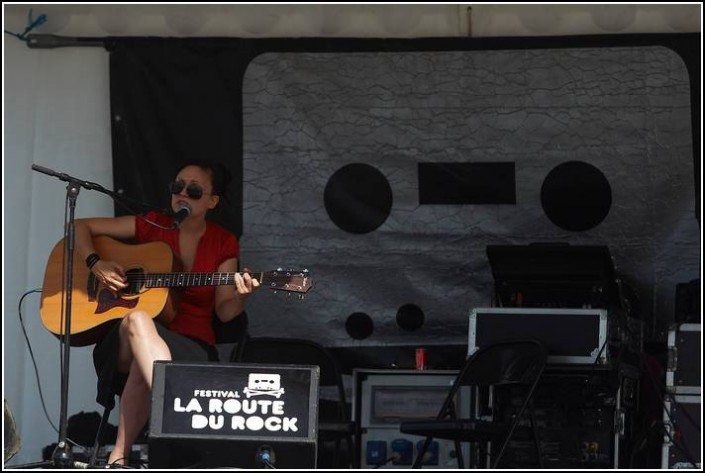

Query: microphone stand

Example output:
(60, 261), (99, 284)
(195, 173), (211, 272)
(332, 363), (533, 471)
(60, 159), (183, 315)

(20, 164), (159, 469)
(53, 177), (79, 468)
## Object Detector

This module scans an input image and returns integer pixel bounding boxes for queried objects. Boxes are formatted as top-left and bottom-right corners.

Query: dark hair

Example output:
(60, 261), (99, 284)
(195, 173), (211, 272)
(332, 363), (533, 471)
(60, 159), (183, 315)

(175, 160), (232, 202)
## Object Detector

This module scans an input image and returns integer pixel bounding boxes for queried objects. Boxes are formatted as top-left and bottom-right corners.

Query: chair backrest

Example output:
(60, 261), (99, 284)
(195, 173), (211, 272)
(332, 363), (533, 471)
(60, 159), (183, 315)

(458, 339), (547, 388)
(239, 337), (347, 416)
(437, 339), (547, 421)
(213, 311), (249, 344)
(213, 311), (249, 361)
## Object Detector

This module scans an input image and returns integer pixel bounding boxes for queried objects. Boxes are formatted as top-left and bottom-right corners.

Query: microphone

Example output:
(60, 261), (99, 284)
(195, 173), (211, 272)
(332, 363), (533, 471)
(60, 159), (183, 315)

(171, 203), (191, 229)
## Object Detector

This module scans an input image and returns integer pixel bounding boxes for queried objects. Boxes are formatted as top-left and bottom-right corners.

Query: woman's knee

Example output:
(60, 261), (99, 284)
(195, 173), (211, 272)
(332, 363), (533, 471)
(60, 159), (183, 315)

(120, 311), (156, 338)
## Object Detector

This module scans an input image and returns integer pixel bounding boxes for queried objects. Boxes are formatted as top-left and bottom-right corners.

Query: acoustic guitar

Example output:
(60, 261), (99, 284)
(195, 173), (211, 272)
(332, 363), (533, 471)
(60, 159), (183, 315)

(40, 235), (312, 346)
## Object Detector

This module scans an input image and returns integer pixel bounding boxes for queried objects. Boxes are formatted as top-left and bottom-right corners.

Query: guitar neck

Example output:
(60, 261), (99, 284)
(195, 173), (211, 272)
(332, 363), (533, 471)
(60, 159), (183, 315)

(142, 272), (264, 288)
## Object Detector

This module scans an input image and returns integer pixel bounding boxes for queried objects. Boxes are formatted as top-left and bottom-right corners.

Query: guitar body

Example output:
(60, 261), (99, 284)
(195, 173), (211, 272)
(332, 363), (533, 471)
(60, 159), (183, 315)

(41, 236), (173, 346)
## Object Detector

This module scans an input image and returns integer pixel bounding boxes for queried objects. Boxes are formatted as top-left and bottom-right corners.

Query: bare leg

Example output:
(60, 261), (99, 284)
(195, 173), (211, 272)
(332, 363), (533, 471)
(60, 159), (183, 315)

(108, 363), (150, 465)
(108, 311), (171, 465)
(116, 311), (172, 387)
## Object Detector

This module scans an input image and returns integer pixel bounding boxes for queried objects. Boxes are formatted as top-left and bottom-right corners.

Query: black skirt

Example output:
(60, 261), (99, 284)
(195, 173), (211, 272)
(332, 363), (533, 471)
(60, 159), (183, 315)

(92, 320), (218, 410)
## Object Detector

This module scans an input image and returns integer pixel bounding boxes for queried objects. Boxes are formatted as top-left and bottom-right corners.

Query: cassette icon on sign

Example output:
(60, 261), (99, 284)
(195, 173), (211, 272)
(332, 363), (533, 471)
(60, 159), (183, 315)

(243, 373), (286, 399)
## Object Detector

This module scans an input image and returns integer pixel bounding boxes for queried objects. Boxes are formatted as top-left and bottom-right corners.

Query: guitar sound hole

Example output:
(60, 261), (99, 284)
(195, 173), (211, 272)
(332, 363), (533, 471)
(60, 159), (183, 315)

(124, 268), (145, 295)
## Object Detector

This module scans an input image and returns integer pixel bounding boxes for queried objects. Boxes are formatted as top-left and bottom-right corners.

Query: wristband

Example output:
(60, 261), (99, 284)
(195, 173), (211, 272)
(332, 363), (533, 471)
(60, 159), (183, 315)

(86, 253), (101, 269)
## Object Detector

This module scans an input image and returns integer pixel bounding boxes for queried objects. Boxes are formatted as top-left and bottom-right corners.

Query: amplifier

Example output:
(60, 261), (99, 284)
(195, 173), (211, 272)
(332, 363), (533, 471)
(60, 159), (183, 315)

(149, 361), (319, 469)
(667, 323), (701, 395)
(352, 369), (471, 469)
(469, 308), (608, 364)
(493, 368), (627, 469)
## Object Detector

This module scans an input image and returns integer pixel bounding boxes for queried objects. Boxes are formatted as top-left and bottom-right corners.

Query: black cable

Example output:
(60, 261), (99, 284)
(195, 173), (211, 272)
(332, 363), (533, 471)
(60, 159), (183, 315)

(628, 418), (658, 468)
(18, 289), (58, 432)
(658, 395), (699, 468)
(592, 337), (609, 367)
(641, 352), (699, 468)
(17, 289), (87, 454)
(135, 212), (174, 231)
(257, 447), (277, 469)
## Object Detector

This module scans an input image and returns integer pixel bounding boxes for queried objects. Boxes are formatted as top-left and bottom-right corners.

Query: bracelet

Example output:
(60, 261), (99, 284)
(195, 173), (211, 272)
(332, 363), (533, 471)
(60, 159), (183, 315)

(86, 253), (101, 269)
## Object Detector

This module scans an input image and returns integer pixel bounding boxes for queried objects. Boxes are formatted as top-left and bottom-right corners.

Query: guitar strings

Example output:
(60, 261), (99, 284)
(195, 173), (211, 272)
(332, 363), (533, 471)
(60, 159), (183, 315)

(115, 273), (302, 285)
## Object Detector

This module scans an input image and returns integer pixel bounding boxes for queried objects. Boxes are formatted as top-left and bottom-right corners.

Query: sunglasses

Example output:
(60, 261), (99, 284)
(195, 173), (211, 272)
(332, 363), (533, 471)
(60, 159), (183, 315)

(169, 180), (213, 200)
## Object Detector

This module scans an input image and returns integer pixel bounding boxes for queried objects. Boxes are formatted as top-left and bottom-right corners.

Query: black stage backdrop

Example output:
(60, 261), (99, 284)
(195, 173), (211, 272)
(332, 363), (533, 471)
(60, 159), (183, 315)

(109, 39), (253, 232)
(108, 35), (700, 366)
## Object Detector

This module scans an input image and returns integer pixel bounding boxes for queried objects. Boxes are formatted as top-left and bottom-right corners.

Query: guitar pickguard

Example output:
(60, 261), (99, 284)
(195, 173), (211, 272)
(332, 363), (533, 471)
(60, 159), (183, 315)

(87, 270), (143, 314)
(95, 288), (139, 315)
(88, 268), (148, 299)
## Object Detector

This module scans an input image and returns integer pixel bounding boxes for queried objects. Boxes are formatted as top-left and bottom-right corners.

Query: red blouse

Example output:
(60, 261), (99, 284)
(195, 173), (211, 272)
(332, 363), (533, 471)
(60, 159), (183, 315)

(135, 211), (239, 345)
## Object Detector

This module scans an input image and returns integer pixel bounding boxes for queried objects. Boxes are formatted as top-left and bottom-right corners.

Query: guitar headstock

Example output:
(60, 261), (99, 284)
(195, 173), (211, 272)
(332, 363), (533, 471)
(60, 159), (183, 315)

(261, 269), (313, 295)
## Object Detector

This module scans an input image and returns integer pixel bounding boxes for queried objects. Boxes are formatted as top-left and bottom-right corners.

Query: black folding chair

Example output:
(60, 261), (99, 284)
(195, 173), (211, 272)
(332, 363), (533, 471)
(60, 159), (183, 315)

(400, 339), (547, 469)
(213, 310), (250, 362)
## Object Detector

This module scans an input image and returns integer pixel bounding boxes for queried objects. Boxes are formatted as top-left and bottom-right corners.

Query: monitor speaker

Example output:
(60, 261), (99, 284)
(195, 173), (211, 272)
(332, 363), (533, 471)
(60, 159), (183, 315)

(149, 361), (319, 469)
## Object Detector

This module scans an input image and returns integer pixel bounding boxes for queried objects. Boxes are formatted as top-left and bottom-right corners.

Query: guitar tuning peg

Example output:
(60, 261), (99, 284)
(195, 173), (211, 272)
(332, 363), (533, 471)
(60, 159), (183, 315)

(277, 267), (283, 272)
(303, 269), (309, 273)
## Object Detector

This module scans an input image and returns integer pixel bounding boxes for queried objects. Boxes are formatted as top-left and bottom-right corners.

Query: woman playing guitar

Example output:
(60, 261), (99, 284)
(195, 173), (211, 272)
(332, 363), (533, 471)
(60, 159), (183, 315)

(74, 160), (260, 467)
